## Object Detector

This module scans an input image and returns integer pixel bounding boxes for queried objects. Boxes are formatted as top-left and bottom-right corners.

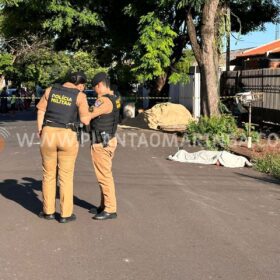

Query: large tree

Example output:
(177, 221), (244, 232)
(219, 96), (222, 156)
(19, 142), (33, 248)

(183, 0), (280, 115)
(0, 0), (279, 114)
(128, 0), (279, 115)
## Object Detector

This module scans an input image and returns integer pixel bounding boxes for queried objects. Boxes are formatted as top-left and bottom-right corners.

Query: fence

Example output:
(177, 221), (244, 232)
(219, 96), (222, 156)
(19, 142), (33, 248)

(220, 68), (280, 124)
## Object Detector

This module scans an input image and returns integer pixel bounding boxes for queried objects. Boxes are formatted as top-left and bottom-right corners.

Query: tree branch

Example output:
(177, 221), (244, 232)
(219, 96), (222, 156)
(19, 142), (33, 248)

(1, 35), (48, 63)
(185, 8), (202, 65)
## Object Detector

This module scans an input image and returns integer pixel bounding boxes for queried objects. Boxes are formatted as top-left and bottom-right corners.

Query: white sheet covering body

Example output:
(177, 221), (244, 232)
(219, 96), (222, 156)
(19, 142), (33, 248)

(168, 150), (252, 168)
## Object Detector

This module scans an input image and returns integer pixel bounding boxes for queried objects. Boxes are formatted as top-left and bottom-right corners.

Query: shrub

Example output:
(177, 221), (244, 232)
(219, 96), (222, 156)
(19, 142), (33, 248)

(236, 123), (260, 143)
(186, 115), (238, 150)
(254, 154), (280, 179)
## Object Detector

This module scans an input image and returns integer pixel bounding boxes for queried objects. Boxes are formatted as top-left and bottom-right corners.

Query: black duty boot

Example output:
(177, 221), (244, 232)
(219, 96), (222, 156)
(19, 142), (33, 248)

(38, 211), (55, 220)
(93, 211), (117, 220)
(89, 206), (104, 215)
(59, 214), (76, 223)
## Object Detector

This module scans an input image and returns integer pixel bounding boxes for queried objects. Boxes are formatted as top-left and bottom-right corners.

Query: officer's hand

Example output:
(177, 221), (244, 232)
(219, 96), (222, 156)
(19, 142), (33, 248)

(37, 130), (42, 139)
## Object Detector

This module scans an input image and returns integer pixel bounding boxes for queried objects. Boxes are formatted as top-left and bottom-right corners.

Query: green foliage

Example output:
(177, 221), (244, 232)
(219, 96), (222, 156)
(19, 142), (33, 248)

(169, 50), (194, 84)
(43, 1), (101, 33)
(230, 0), (280, 34)
(218, 101), (231, 114)
(186, 115), (238, 150)
(177, 0), (205, 11)
(0, 0), (23, 7)
(0, 0), (102, 50)
(71, 51), (107, 82)
(237, 123), (261, 143)
(123, 3), (138, 17)
(10, 49), (104, 88)
(18, 49), (70, 87)
(255, 154), (280, 179)
(109, 63), (136, 94)
(0, 52), (14, 74)
(0, 0), (279, 97)
(132, 12), (177, 82)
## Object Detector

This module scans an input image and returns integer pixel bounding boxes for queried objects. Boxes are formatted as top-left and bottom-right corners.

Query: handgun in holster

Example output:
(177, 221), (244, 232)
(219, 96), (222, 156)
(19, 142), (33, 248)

(100, 131), (110, 148)
(90, 130), (110, 148)
(68, 123), (84, 144)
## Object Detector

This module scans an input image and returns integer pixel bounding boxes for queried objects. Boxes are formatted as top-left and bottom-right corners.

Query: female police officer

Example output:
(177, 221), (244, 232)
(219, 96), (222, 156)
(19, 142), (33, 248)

(37, 71), (89, 223)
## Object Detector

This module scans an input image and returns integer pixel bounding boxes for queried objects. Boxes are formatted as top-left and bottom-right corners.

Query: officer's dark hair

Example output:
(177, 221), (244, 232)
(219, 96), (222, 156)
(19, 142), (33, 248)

(92, 72), (110, 88)
(68, 71), (87, 85)
(102, 76), (110, 88)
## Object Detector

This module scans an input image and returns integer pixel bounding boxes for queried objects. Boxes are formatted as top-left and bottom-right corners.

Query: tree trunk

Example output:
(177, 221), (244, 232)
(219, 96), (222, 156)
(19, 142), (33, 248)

(155, 73), (167, 94)
(199, 58), (219, 116)
(186, 0), (221, 116)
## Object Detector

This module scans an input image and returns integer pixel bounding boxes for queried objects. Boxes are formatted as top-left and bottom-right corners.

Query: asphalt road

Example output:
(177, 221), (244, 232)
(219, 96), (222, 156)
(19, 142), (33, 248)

(0, 111), (280, 280)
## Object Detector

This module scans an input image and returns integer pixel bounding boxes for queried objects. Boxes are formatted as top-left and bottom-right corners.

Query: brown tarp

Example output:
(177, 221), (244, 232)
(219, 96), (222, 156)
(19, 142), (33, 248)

(144, 103), (193, 130)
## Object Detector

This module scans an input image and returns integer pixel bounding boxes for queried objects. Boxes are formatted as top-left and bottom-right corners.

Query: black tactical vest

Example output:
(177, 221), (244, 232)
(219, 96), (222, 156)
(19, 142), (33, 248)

(90, 94), (119, 136)
(44, 84), (79, 125)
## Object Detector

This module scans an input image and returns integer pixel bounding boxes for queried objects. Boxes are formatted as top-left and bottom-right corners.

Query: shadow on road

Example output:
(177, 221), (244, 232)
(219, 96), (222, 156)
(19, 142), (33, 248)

(0, 110), (37, 124)
(0, 177), (96, 216)
(0, 177), (41, 215)
(235, 172), (280, 186)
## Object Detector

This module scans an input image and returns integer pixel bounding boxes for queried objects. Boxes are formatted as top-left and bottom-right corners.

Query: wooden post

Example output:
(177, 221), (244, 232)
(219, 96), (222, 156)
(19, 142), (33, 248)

(248, 102), (252, 149)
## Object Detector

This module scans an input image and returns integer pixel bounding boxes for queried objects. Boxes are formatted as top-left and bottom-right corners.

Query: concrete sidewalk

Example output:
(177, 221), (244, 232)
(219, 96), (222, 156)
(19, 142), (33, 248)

(0, 113), (280, 280)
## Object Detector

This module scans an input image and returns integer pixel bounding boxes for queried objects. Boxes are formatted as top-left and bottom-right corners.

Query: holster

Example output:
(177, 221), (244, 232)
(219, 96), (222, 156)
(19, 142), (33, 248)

(90, 130), (111, 147)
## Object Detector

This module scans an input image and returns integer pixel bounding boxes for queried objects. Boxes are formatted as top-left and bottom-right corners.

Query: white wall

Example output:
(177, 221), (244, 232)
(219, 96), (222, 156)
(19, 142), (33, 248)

(169, 68), (201, 119)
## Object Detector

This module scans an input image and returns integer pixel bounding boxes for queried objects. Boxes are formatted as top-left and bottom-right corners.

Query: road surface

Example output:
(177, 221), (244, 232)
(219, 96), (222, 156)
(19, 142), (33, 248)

(0, 111), (280, 280)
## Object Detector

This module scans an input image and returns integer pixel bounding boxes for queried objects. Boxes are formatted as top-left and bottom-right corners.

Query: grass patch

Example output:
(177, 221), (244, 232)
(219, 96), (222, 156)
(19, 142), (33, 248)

(186, 115), (238, 150)
(254, 154), (280, 179)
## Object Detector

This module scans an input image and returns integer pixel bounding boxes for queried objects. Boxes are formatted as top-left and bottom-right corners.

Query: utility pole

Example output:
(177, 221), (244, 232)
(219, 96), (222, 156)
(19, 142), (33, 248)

(276, 23), (279, 40)
(226, 1), (231, 72)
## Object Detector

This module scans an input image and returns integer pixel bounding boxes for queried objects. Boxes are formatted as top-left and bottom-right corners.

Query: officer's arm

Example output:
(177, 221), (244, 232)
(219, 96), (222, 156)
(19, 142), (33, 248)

(77, 92), (90, 125)
(90, 97), (113, 119)
(36, 88), (51, 136)
(37, 110), (45, 136)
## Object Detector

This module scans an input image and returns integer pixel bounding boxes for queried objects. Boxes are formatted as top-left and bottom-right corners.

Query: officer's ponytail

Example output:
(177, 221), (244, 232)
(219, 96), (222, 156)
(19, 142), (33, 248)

(69, 71), (87, 85)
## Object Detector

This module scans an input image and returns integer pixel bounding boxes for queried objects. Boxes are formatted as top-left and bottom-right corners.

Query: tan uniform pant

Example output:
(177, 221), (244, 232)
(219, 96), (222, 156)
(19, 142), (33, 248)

(91, 137), (117, 213)
(40, 126), (79, 217)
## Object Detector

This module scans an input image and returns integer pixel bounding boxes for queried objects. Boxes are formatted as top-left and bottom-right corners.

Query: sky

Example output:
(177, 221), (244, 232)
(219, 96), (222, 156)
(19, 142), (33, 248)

(231, 23), (278, 50)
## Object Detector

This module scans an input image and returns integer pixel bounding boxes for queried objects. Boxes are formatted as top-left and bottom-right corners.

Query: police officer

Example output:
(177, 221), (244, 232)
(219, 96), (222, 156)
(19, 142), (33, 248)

(88, 72), (120, 220)
(37, 71), (89, 223)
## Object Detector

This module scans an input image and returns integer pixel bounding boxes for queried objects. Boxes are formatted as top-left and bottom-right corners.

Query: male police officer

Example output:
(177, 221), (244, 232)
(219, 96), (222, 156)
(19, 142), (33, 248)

(88, 72), (120, 220)
(37, 71), (89, 223)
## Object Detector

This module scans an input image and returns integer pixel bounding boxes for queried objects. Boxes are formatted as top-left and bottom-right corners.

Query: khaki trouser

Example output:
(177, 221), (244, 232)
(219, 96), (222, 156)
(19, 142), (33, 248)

(91, 137), (117, 213)
(40, 126), (79, 217)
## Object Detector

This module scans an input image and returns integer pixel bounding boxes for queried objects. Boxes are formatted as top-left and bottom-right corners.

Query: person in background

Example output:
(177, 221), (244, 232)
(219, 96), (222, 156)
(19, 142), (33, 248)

(20, 87), (29, 110)
(35, 84), (43, 107)
(15, 87), (24, 111)
(0, 87), (8, 114)
(10, 91), (16, 115)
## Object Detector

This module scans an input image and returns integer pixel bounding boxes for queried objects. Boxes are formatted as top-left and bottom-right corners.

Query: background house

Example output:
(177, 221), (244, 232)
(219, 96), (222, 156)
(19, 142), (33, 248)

(232, 39), (280, 70)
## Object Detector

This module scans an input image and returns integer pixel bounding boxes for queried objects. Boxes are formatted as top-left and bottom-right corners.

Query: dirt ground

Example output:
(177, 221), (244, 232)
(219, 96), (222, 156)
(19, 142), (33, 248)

(230, 139), (280, 160)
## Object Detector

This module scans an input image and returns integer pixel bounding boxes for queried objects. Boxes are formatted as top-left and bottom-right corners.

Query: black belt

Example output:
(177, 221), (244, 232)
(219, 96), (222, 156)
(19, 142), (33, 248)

(44, 121), (75, 130)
